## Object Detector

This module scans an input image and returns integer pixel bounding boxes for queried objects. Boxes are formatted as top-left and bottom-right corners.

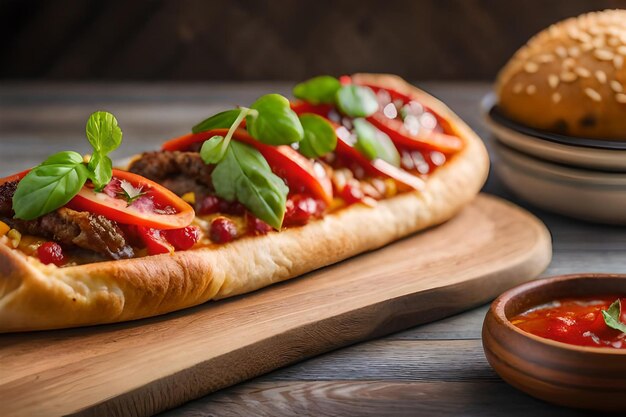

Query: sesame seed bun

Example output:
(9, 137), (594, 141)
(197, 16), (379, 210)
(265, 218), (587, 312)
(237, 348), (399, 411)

(496, 9), (626, 140)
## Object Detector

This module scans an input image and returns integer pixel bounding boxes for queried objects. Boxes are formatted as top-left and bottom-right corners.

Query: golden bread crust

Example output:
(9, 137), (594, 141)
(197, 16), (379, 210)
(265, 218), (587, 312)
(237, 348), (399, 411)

(0, 74), (489, 332)
(496, 9), (626, 139)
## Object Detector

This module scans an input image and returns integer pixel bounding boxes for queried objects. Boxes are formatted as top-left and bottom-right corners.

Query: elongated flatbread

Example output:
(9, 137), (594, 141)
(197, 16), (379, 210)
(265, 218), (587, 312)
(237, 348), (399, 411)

(0, 74), (489, 332)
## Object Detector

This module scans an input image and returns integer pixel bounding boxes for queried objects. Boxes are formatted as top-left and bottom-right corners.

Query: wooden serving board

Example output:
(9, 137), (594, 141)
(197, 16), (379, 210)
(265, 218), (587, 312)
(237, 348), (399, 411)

(0, 194), (551, 417)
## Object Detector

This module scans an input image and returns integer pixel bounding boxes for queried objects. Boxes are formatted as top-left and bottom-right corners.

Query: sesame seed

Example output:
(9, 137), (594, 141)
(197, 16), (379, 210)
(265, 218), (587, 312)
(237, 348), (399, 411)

(616, 93), (626, 103)
(524, 62), (539, 73)
(552, 92), (562, 103)
(548, 74), (559, 88)
(595, 70), (607, 84)
(537, 54), (555, 63)
(614, 55), (624, 69)
(568, 46), (580, 57)
(556, 46), (568, 58)
(610, 80), (623, 92)
(578, 32), (592, 43)
(563, 57), (576, 68)
(513, 83), (523, 94)
(584, 87), (602, 102)
(608, 37), (620, 46)
(526, 85), (537, 95)
(592, 36), (606, 48)
(560, 71), (577, 83)
(618, 46), (626, 55)
(594, 49), (615, 60)
(575, 67), (591, 78)
(581, 43), (594, 52)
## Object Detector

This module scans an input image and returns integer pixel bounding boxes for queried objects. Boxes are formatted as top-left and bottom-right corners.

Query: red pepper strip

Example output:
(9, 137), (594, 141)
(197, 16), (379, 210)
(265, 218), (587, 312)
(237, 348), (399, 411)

(0, 169), (29, 186)
(290, 101), (334, 116)
(161, 130), (334, 205)
(367, 112), (463, 154)
(162, 131), (214, 152)
(135, 226), (175, 255)
(333, 128), (425, 192)
(290, 104), (425, 192)
(342, 76), (463, 154)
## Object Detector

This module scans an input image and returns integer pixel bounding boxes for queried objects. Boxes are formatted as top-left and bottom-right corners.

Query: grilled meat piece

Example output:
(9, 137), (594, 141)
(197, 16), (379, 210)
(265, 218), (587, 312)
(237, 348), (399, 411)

(0, 181), (17, 217)
(128, 151), (213, 190)
(0, 181), (133, 259)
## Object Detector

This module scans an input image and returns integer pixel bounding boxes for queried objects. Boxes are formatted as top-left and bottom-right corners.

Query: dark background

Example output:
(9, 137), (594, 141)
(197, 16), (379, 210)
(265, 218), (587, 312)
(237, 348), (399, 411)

(2, 0), (626, 81)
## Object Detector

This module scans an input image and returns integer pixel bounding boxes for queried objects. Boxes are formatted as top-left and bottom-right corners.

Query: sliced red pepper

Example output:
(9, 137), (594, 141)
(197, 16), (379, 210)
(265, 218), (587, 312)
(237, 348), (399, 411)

(68, 169), (195, 230)
(290, 103), (424, 191)
(342, 75), (463, 154)
(0, 169), (29, 186)
(290, 101), (333, 117)
(367, 112), (463, 154)
(161, 129), (334, 205)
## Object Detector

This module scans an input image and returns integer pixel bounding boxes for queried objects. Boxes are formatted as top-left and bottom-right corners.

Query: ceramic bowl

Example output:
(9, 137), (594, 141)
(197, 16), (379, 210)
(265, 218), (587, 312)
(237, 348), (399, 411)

(494, 141), (626, 224)
(482, 93), (626, 172)
(482, 274), (626, 412)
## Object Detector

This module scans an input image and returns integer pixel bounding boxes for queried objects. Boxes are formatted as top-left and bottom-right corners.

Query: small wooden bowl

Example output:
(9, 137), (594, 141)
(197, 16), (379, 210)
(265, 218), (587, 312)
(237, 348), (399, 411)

(482, 274), (626, 412)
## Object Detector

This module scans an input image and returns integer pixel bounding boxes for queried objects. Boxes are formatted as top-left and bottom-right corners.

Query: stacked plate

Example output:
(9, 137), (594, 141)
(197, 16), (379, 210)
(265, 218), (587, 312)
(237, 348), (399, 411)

(483, 93), (626, 224)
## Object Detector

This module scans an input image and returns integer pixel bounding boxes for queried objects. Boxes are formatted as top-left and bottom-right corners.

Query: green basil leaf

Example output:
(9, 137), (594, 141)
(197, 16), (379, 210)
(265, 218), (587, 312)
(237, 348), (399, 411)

(353, 118), (401, 166)
(602, 300), (626, 333)
(336, 85), (379, 117)
(298, 114), (337, 158)
(85, 111), (122, 155)
(12, 151), (89, 220)
(247, 94), (304, 145)
(192, 109), (242, 134)
(212, 141), (288, 229)
(293, 75), (341, 105)
(87, 152), (113, 191)
(200, 135), (227, 164)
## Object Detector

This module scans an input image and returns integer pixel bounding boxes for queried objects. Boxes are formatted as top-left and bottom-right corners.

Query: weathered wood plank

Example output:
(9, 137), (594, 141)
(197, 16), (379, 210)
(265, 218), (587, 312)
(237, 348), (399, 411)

(261, 340), (498, 382)
(159, 380), (592, 417)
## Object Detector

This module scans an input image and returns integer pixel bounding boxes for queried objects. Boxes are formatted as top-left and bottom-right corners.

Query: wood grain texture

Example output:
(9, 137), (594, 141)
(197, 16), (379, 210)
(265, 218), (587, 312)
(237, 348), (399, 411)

(158, 380), (594, 417)
(0, 195), (551, 416)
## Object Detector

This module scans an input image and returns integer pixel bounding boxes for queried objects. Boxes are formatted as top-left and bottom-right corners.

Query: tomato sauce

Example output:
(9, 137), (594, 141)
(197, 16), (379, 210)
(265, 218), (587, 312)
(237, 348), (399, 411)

(511, 296), (626, 349)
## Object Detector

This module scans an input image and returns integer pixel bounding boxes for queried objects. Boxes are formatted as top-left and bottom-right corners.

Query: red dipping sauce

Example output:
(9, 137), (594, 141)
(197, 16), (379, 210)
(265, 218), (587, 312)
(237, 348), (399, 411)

(511, 296), (626, 349)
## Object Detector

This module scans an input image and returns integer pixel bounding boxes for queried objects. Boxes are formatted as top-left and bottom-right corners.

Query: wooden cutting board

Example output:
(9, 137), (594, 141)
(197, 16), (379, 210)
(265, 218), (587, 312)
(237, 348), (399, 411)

(0, 194), (551, 417)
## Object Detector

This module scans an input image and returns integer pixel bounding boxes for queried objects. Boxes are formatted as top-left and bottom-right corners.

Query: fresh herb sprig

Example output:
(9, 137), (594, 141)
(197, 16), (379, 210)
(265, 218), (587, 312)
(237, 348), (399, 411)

(194, 93), (338, 228)
(12, 111), (122, 220)
(602, 299), (626, 333)
(293, 76), (398, 163)
(293, 75), (379, 118)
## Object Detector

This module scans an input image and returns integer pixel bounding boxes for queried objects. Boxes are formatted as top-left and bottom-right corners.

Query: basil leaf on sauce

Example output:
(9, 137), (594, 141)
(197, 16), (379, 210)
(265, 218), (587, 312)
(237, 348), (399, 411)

(336, 85), (379, 118)
(293, 75), (341, 105)
(353, 118), (401, 166)
(247, 94), (304, 145)
(12, 151), (89, 220)
(192, 109), (243, 134)
(298, 113), (337, 158)
(211, 141), (288, 229)
(200, 135), (228, 164)
(602, 300), (626, 333)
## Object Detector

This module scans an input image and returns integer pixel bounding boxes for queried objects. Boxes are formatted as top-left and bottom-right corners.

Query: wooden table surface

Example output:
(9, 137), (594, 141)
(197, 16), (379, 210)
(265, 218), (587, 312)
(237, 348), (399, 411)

(1, 82), (623, 417)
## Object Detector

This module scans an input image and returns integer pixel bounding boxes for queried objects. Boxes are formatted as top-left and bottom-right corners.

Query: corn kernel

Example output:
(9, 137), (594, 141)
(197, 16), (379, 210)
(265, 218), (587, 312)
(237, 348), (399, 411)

(7, 229), (22, 248)
(0, 221), (9, 237)
(384, 179), (398, 198)
(182, 192), (196, 204)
